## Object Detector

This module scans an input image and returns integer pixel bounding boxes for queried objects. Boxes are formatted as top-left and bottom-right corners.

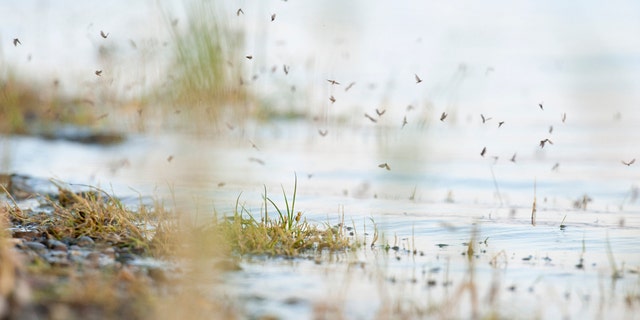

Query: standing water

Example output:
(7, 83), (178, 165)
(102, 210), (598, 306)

(1, 1), (640, 319)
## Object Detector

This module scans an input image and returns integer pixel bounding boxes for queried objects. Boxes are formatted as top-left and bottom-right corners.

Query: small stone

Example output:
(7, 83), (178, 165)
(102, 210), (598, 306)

(44, 251), (70, 267)
(24, 241), (47, 253)
(86, 252), (101, 266)
(76, 236), (94, 247)
(46, 239), (68, 251)
(102, 247), (115, 258)
(116, 252), (137, 265)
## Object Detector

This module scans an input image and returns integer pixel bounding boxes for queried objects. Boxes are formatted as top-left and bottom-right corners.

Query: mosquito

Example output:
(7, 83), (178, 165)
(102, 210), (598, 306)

(249, 140), (260, 151)
(100, 30), (109, 39)
(378, 163), (391, 171)
(480, 147), (487, 157)
(539, 139), (553, 148)
(440, 112), (447, 121)
(364, 113), (377, 123)
(622, 159), (636, 166)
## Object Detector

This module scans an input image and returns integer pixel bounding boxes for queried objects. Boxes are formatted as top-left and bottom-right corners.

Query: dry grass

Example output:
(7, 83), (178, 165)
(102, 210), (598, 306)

(153, 176), (356, 259)
(155, 0), (251, 131)
(0, 72), (96, 134)
(7, 183), (155, 251)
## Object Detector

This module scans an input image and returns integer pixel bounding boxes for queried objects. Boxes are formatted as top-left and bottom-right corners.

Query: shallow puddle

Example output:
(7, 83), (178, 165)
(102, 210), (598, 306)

(3, 117), (640, 318)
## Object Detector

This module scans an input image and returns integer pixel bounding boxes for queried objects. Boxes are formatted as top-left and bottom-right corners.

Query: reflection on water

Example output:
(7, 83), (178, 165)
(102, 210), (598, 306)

(2, 0), (640, 318)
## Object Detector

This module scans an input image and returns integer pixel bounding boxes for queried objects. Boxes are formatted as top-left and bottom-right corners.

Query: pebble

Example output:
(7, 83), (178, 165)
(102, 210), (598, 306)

(25, 241), (47, 254)
(43, 251), (70, 267)
(46, 239), (68, 251)
(76, 236), (94, 247)
(116, 252), (137, 264)
(102, 247), (116, 259)
(86, 252), (101, 266)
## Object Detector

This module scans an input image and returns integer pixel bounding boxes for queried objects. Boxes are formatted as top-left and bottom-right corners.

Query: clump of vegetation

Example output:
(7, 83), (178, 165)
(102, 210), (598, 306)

(220, 175), (355, 256)
(7, 183), (156, 251)
(160, 0), (249, 126)
(0, 72), (95, 134)
(156, 175), (356, 258)
(0, 179), (173, 319)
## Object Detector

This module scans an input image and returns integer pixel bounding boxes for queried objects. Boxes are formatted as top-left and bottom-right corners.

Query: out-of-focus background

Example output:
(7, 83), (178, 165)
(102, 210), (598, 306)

(1, 1), (640, 318)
